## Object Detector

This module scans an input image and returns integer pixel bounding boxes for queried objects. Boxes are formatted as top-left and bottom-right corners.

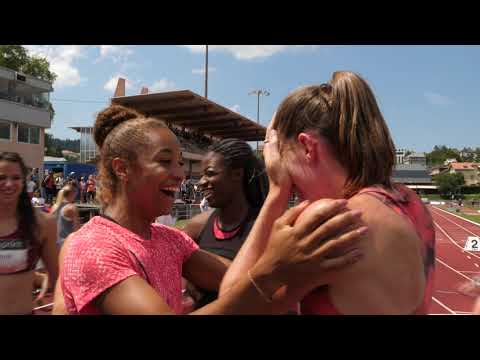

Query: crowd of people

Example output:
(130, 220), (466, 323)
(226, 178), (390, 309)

(2, 70), (480, 315)
(26, 169), (97, 208)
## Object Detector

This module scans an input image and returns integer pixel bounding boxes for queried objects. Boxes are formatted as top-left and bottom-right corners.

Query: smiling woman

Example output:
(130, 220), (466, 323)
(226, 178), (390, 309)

(53, 104), (368, 315)
(182, 139), (268, 307)
(0, 152), (58, 315)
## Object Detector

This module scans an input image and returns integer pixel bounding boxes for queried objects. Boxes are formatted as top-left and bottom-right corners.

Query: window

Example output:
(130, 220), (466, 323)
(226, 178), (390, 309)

(17, 125), (40, 144)
(0, 121), (11, 141)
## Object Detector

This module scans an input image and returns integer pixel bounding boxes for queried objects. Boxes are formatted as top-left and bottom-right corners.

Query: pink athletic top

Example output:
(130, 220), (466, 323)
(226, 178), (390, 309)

(301, 184), (435, 315)
(61, 216), (199, 315)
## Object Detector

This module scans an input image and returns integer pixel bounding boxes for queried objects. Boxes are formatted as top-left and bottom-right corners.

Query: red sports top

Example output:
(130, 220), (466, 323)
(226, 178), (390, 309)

(61, 216), (199, 314)
(301, 184), (435, 315)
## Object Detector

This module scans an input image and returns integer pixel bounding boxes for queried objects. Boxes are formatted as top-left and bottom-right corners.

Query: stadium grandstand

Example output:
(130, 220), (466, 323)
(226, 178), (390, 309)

(110, 78), (266, 179)
(71, 78), (266, 179)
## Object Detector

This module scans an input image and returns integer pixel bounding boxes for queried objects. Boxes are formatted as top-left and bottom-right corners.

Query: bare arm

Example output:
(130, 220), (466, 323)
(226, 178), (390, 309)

(38, 211), (59, 290)
(182, 249), (231, 292)
(52, 236), (72, 315)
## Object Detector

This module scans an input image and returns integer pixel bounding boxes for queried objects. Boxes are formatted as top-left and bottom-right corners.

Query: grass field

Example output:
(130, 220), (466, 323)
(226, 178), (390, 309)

(426, 194), (480, 201)
(174, 220), (187, 229)
(457, 213), (480, 224)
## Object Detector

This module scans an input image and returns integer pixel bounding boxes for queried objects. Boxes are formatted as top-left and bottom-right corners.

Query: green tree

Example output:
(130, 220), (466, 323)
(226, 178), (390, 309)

(0, 45), (29, 71)
(433, 172), (465, 198)
(0, 45), (57, 119)
(426, 145), (460, 165)
(0, 45), (57, 83)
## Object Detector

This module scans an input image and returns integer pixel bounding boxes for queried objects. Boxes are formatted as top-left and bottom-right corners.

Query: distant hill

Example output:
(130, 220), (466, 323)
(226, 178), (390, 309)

(45, 133), (80, 157)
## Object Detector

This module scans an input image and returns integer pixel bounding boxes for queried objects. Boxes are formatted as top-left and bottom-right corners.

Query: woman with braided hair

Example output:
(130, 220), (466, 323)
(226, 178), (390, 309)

(182, 139), (269, 307)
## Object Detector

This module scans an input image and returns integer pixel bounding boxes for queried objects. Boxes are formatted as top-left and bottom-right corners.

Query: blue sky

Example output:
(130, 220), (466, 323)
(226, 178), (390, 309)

(24, 45), (480, 152)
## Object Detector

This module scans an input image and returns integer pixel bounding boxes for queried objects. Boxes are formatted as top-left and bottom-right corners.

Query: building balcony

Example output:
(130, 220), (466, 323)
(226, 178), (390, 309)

(0, 97), (52, 128)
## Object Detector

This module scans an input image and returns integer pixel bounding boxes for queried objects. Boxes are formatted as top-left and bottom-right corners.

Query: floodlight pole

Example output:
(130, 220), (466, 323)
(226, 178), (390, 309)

(249, 89), (270, 151)
(205, 45), (209, 99)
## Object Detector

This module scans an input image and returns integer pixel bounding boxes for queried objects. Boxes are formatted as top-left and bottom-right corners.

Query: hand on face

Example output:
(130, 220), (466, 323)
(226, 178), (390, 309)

(263, 120), (292, 196)
(257, 198), (366, 295)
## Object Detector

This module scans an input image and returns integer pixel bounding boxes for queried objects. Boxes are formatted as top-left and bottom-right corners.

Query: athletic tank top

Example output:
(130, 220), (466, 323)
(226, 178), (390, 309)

(0, 227), (41, 275)
(197, 207), (259, 261)
(301, 184), (435, 315)
(194, 207), (259, 308)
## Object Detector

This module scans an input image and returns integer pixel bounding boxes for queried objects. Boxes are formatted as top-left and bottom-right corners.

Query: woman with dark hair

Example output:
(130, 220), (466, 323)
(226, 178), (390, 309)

(54, 105), (366, 315)
(182, 138), (268, 307)
(0, 152), (58, 314)
(222, 71), (435, 315)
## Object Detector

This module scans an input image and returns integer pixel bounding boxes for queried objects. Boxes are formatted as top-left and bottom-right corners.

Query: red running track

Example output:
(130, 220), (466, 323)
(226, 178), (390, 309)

(428, 205), (480, 315)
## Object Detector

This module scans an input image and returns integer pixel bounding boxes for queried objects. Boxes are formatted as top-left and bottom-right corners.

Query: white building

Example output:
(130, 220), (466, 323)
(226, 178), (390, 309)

(0, 65), (53, 172)
(395, 148), (408, 165)
(404, 152), (427, 166)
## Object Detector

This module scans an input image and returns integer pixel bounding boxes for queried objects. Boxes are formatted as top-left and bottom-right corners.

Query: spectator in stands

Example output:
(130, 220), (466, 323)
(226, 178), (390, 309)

(79, 177), (87, 203)
(0, 152), (58, 315)
(26, 174), (36, 199)
(42, 170), (56, 205)
(86, 174), (96, 203)
(221, 71), (435, 315)
(182, 139), (269, 307)
(32, 190), (46, 208)
(54, 105), (365, 315)
(55, 172), (64, 193)
(31, 168), (39, 184)
(200, 196), (210, 213)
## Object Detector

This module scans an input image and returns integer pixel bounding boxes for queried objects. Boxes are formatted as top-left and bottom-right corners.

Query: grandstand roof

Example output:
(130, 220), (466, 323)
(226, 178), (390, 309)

(111, 90), (266, 141)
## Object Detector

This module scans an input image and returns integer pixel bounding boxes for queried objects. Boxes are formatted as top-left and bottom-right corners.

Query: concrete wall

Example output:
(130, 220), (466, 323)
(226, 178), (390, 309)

(0, 126), (45, 172)
(0, 99), (51, 128)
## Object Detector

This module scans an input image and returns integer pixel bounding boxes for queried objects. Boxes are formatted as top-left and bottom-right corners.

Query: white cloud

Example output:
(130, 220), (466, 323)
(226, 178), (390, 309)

(103, 74), (133, 92)
(24, 45), (86, 87)
(229, 104), (241, 113)
(96, 45), (134, 63)
(150, 78), (176, 92)
(182, 45), (319, 60)
(192, 66), (216, 75)
(424, 92), (453, 105)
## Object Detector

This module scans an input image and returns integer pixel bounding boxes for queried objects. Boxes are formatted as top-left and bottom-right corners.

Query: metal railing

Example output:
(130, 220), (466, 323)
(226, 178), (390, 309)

(173, 203), (202, 221)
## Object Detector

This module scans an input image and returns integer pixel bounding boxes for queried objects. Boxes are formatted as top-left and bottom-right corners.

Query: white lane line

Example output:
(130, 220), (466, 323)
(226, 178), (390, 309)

(436, 257), (473, 281)
(432, 297), (457, 314)
(432, 206), (480, 228)
(431, 207), (480, 237)
(434, 221), (480, 261)
(33, 302), (54, 311)
(436, 290), (460, 295)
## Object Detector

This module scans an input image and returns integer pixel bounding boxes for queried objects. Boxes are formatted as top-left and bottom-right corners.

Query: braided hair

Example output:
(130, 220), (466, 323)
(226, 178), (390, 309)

(209, 139), (268, 209)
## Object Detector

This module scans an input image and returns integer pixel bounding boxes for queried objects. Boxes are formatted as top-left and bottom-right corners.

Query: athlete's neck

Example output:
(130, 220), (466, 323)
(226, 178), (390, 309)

(103, 199), (153, 239)
(217, 193), (249, 229)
